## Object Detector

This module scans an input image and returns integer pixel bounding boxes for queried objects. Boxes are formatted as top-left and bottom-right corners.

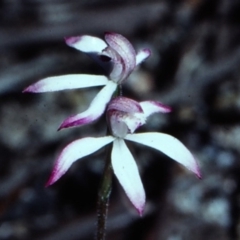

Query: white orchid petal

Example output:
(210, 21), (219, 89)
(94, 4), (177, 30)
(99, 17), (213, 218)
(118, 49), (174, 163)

(23, 75), (109, 93)
(111, 138), (145, 215)
(65, 35), (107, 53)
(125, 133), (201, 178)
(140, 101), (171, 117)
(59, 81), (117, 129)
(46, 136), (114, 186)
(136, 49), (151, 65)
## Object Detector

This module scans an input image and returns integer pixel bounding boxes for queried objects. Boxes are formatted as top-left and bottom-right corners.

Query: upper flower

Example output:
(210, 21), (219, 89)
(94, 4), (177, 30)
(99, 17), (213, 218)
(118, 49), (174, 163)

(23, 32), (151, 130)
(45, 97), (201, 216)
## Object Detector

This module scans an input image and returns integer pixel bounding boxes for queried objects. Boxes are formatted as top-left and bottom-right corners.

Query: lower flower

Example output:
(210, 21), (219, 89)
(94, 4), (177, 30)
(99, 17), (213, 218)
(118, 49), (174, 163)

(46, 97), (201, 215)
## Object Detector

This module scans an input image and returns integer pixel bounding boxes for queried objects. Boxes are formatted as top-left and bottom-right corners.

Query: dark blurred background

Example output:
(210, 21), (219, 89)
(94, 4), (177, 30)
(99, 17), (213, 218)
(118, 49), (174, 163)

(1, 0), (240, 239)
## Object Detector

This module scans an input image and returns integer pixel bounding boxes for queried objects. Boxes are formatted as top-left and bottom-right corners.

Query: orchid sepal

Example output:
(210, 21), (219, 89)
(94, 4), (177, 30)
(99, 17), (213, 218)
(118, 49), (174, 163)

(125, 132), (201, 178)
(111, 138), (145, 215)
(46, 136), (114, 186)
(58, 81), (117, 130)
(23, 74), (109, 93)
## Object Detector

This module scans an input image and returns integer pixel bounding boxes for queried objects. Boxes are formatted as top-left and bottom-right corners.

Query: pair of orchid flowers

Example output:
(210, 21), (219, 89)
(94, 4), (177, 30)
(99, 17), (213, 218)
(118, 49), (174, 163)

(24, 32), (201, 215)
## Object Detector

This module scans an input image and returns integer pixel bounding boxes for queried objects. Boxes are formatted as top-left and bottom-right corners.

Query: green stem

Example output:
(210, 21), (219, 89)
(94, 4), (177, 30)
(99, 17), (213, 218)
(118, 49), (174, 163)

(96, 85), (120, 240)
(96, 145), (112, 240)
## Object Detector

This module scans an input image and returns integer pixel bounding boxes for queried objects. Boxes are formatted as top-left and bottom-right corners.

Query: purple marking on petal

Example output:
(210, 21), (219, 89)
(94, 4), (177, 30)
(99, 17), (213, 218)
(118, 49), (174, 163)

(137, 206), (144, 217)
(45, 136), (114, 186)
(195, 164), (202, 179)
(136, 48), (151, 65)
(65, 36), (82, 45)
(58, 115), (94, 130)
(104, 32), (136, 82)
(140, 101), (171, 118)
(45, 167), (68, 187)
(107, 109), (146, 137)
(101, 46), (123, 82)
(107, 97), (147, 135)
(59, 81), (117, 130)
(108, 96), (143, 113)
(23, 81), (44, 93)
(105, 33), (136, 63)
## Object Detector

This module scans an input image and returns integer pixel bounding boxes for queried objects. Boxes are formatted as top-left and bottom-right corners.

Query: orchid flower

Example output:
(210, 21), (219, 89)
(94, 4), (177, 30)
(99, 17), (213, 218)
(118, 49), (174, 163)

(46, 97), (201, 215)
(23, 32), (151, 130)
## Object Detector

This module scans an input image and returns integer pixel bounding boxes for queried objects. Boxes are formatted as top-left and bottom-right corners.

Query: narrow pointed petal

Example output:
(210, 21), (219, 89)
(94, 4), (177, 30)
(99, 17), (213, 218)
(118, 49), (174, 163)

(23, 75), (109, 93)
(65, 35), (107, 53)
(46, 136), (114, 186)
(125, 133), (201, 178)
(136, 49), (151, 65)
(111, 138), (145, 215)
(140, 101), (171, 117)
(59, 81), (117, 130)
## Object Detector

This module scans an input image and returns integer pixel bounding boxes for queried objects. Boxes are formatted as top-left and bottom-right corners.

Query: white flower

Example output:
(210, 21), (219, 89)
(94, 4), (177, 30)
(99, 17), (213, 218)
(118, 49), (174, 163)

(23, 32), (151, 130)
(45, 97), (201, 215)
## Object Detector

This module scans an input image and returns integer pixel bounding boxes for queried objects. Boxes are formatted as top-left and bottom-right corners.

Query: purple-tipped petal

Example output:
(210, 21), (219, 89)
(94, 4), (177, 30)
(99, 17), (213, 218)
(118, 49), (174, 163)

(46, 136), (114, 186)
(140, 101), (172, 117)
(111, 138), (145, 215)
(105, 32), (136, 81)
(136, 49), (151, 65)
(65, 35), (107, 53)
(125, 133), (201, 178)
(23, 75), (109, 93)
(59, 81), (117, 130)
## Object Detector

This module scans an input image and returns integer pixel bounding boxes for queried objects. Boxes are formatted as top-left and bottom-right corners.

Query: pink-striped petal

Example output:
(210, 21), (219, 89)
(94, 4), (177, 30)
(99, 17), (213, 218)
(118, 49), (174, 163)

(108, 96), (143, 113)
(111, 138), (145, 215)
(125, 133), (201, 178)
(105, 32), (136, 82)
(46, 136), (114, 186)
(136, 49), (151, 65)
(23, 74), (109, 93)
(58, 81), (117, 130)
(65, 35), (107, 53)
(140, 101), (171, 117)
